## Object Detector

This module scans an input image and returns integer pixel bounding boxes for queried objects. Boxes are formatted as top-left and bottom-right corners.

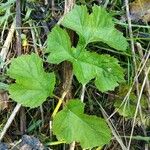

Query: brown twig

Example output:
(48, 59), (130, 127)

(16, 0), (26, 134)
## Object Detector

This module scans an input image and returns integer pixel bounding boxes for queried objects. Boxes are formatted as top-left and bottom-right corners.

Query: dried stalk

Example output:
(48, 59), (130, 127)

(136, 43), (150, 107)
(0, 20), (15, 69)
(0, 104), (21, 141)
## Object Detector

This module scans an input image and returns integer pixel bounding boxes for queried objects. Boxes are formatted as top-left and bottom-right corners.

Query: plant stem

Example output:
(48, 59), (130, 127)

(136, 42), (150, 108)
(16, 0), (27, 134)
(0, 19), (15, 69)
(0, 104), (21, 141)
(16, 0), (21, 56)
(80, 84), (86, 103)
(52, 91), (67, 118)
(128, 66), (150, 150)
(96, 101), (127, 150)
(62, 1), (76, 149)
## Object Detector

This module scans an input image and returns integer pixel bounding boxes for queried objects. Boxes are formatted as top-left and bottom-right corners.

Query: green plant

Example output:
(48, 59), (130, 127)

(7, 53), (55, 108)
(7, 5), (128, 149)
(114, 84), (149, 126)
(0, 0), (15, 41)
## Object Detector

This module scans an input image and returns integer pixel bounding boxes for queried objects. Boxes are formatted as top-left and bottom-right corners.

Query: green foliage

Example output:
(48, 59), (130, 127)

(45, 5), (128, 147)
(46, 5), (128, 92)
(46, 26), (73, 64)
(7, 53), (55, 108)
(6, 5), (129, 149)
(47, 25), (125, 92)
(61, 5), (128, 51)
(114, 85), (149, 125)
(53, 100), (111, 149)
(0, 0), (15, 25)
(0, 82), (8, 91)
(73, 52), (124, 92)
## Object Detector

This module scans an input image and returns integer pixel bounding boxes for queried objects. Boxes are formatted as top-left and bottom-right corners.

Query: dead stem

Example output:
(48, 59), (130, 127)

(16, 0), (26, 134)
(0, 104), (22, 141)
(0, 20), (15, 69)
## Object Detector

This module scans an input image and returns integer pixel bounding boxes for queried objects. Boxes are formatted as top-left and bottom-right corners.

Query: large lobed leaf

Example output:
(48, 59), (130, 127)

(73, 51), (124, 92)
(53, 100), (111, 149)
(7, 53), (55, 108)
(47, 27), (124, 92)
(61, 5), (128, 51)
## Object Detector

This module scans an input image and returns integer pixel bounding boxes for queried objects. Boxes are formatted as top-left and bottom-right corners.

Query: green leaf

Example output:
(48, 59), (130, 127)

(47, 27), (124, 92)
(61, 5), (128, 51)
(46, 26), (73, 64)
(73, 51), (124, 92)
(0, 82), (8, 91)
(53, 100), (111, 149)
(7, 53), (55, 108)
